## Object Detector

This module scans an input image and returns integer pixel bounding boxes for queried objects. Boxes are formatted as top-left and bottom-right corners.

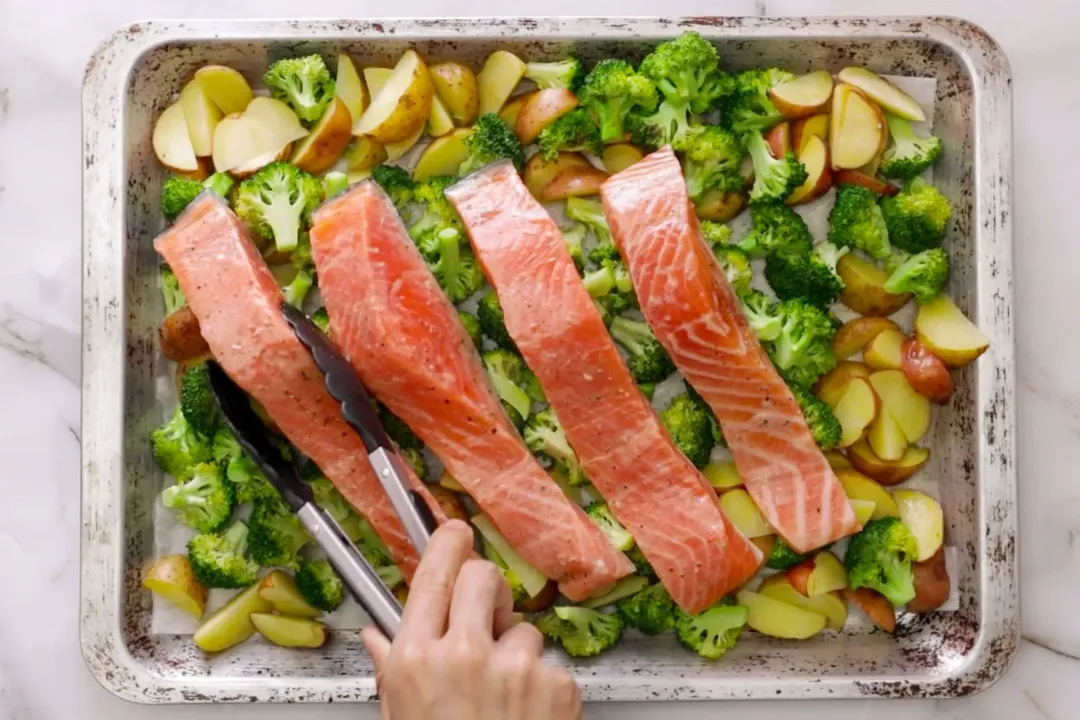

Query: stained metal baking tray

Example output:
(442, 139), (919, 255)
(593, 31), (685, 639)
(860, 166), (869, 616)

(81, 16), (1016, 703)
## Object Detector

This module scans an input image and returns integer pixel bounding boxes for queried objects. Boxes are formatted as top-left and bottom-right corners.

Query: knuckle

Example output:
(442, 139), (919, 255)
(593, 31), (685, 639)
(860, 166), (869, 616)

(446, 636), (487, 670)
(391, 642), (429, 674)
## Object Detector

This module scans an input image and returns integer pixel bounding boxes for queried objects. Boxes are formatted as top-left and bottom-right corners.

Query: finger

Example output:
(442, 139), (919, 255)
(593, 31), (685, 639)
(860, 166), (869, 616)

(399, 519), (475, 641)
(447, 558), (511, 640)
(542, 666), (583, 720)
(495, 620), (544, 657)
(361, 626), (392, 694)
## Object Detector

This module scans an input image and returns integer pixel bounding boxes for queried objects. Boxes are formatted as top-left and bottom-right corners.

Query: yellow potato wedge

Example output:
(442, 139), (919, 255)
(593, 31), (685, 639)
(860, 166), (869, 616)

(867, 407), (907, 462)
(694, 189), (747, 222)
(335, 54), (367, 122)
(428, 94), (456, 138)
(179, 81), (223, 157)
(229, 143), (293, 179)
(541, 165), (609, 201)
(825, 451), (853, 470)
(792, 551), (848, 597)
(602, 143), (645, 174)
(869, 370), (931, 444)
(291, 97), (353, 173)
(438, 471), (466, 492)
(516, 87), (578, 144)
(347, 136), (389, 172)
(848, 439), (929, 486)
(837, 253), (912, 317)
(838, 67), (926, 123)
(194, 65), (253, 115)
(850, 498), (876, 526)
(814, 361), (873, 407)
(523, 151), (590, 199)
(257, 570), (322, 618)
(892, 489), (944, 562)
(385, 123), (426, 162)
(498, 92), (534, 131)
(833, 377), (877, 448)
(250, 613), (329, 648)
(413, 127), (473, 181)
(719, 488), (773, 538)
(153, 102), (200, 172)
(833, 317), (901, 360)
(914, 295), (990, 368)
(193, 583), (273, 653)
(478, 50), (526, 116)
(751, 535), (777, 557)
(759, 577), (847, 630)
(845, 587), (896, 633)
(364, 67), (392, 98)
(212, 97), (307, 173)
(703, 460), (743, 491)
(737, 589), (827, 640)
(428, 485), (469, 522)
(142, 554), (207, 619)
(792, 113), (830, 155)
(864, 328), (906, 371)
(836, 469), (899, 520)
(355, 50), (433, 144)
(430, 61), (480, 126)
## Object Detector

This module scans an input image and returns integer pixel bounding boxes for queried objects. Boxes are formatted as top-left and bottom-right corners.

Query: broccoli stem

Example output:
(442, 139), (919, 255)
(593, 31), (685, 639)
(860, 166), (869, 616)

(583, 267), (616, 297)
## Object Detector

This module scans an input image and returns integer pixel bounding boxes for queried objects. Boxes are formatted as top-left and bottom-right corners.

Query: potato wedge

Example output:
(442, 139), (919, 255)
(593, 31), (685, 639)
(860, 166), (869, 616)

(159, 306), (210, 361)
(737, 589), (826, 640)
(250, 613), (329, 648)
(765, 121), (791, 158)
(478, 50), (526, 116)
(751, 535), (777, 557)
(914, 295), (990, 368)
(428, 485), (469, 522)
(759, 577), (847, 630)
(847, 439), (929, 486)
(363, 67), (392, 98)
(355, 50), (433, 143)
(892, 489), (944, 561)
(153, 102), (200, 172)
(516, 87), (578, 144)
(540, 164), (609, 201)
(907, 548), (950, 613)
(334, 54), (368, 122)
(438, 471), (466, 492)
(869, 370), (931, 444)
(805, 552), (848, 597)
(825, 451), (853, 470)
(837, 252), (912, 316)
(257, 570), (322, 618)
(833, 377), (877, 448)
(770, 71), (834, 119)
(868, 408), (907, 462)
(175, 157), (212, 182)
(901, 338), (954, 404)
(515, 579), (559, 613)
(694, 188), (747, 222)
(814, 361), (872, 407)
(413, 127), (473, 181)
(602, 143), (645, 174)
(719, 489), (773, 538)
(385, 123), (426, 162)
(179, 80), (223, 157)
(786, 135), (832, 205)
(430, 61), (480, 126)
(844, 587), (896, 633)
(830, 84), (886, 170)
(498, 92), (534, 130)
(212, 97), (307, 173)
(143, 554), (207, 619)
(833, 169), (899, 196)
(864, 327), (906, 371)
(836, 469), (899, 520)
(838, 67), (926, 123)
(703, 459), (743, 491)
(347, 136), (389, 173)
(229, 142), (293, 179)
(792, 113), (829, 155)
(523, 151), (590, 199)
(193, 583), (273, 653)
(291, 97), (353, 173)
(849, 498), (876, 526)
(194, 65), (254, 115)
(832, 317), (900, 360)
(428, 94), (456, 138)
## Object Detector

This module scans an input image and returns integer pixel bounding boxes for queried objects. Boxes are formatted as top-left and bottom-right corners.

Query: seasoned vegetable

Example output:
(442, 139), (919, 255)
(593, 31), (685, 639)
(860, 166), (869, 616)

(476, 289), (516, 352)
(879, 178), (952, 253)
(609, 316), (676, 384)
(616, 582), (676, 635)
(790, 384), (842, 450)
(764, 242), (848, 309)
(534, 606), (625, 658)
(880, 113), (942, 180)
(844, 516), (918, 607)
(524, 57), (585, 91)
(743, 128), (808, 204)
(371, 163), (416, 212)
(523, 408), (587, 486)
(682, 125), (744, 200)
(725, 68), (796, 135)
(234, 162), (321, 254)
(638, 31), (732, 114)
(827, 184), (892, 261)
(161, 173), (233, 221)
(142, 554), (208, 619)
(179, 361), (219, 438)
(161, 462), (236, 534)
(884, 247), (949, 304)
(767, 299), (838, 389)
(460, 113), (525, 175)
(247, 497), (310, 569)
(295, 558), (346, 612)
(457, 309), (483, 349)
(536, 109), (602, 161)
(482, 349), (542, 426)
(585, 502), (634, 552)
(660, 392), (720, 469)
(263, 54), (336, 124)
(151, 406), (211, 478)
(738, 201), (813, 259)
(578, 60), (658, 144)
(187, 521), (258, 589)
(674, 599), (748, 660)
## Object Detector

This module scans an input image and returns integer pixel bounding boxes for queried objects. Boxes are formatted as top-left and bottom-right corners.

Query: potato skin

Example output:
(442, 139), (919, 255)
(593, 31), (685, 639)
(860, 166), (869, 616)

(833, 317), (901, 360)
(159, 306), (209, 361)
(837, 253), (912, 317)
(844, 587), (896, 633)
(901, 338), (954, 404)
(430, 61), (480, 126)
(907, 548), (950, 613)
(292, 97), (353, 174)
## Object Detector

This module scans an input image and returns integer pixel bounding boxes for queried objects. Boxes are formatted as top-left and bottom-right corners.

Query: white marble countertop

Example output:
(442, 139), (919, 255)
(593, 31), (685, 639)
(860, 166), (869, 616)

(1, 0), (1075, 717)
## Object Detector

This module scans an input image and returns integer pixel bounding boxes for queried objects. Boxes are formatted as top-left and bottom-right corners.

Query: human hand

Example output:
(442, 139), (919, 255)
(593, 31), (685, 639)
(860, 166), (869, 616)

(362, 519), (582, 720)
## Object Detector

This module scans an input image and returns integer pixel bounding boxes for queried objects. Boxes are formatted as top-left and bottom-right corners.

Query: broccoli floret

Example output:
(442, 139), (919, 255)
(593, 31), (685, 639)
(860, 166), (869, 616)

(295, 558), (346, 612)
(565, 197), (613, 245)
(234, 162), (321, 254)
(187, 521), (258, 589)
(582, 266), (616, 297)
(476, 290), (516, 352)
(616, 582), (676, 635)
(595, 290), (638, 318)
(523, 408), (587, 486)
(282, 268), (314, 308)
(639, 31), (730, 113)
(585, 502), (634, 552)
(884, 247), (950, 304)
(160, 173), (234, 222)
(845, 516), (918, 607)
(536, 109), (601, 161)
(482, 349), (540, 423)
(674, 599), (748, 660)
(179, 361), (220, 438)
(263, 54), (335, 124)
(408, 175), (462, 241)
(879, 178), (952, 253)
(248, 497), (310, 569)
(457, 309), (483, 349)
(827, 184), (892, 261)
(161, 462), (236, 534)
(713, 244), (753, 296)
(371, 164), (416, 213)
(211, 427), (280, 503)
(743, 130), (807, 204)
(307, 473), (352, 521)
(638, 382), (656, 400)
(375, 403), (423, 452)
(534, 606), (625, 658)
(421, 227), (486, 304)
(460, 113), (525, 175)
(628, 100), (693, 151)
(739, 201), (813, 259)
(578, 60), (659, 144)
(625, 546), (657, 579)
(790, 384), (842, 450)
(739, 289), (782, 342)
(700, 221), (733, 247)
(311, 307), (331, 333)
(323, 170), (349, 200)
(764, 241), (848, 308)
(682, 125), (744, 200)
(357, 536), (405, 589)
(660, 392), (718, 469)
(160, 265), (186, 316)
(203, 172), (234, 198)
(609, 316), (675, 384)
(524, 57), (585, 91)
(151, 406), (211, 478)
(767, 299), (837, 388)
(479, 536), (527, 604)
(400, 448), (428, 479)
(880, 113), (943, 180)
(765, 537), (811, 570)
(725, 69), (796, 135)
(562, 223), (588, 271)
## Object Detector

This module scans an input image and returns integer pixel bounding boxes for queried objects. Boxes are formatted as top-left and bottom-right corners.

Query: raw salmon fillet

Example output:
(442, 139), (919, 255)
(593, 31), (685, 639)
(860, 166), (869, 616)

(599, 147), (860, 553)
(309, 181), (633, 601)
(154, 192), (445, 580)
(447, 163), (761, 613)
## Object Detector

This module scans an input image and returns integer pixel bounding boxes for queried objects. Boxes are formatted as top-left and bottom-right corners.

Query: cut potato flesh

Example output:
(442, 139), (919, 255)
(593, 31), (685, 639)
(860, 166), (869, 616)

(212, 97), (307, 173)
(848, 439), (930, 486)
(868, 407), (907, 462)
(541, 165), (609, 201)
(864, 328), (906, 371)
(250, 613), (329, 648)
(770, 71), (834, 119)
(892, 489), (944, 561)
(806, 551), (848, 596)
(153, 102), (200, 172)
(602, 144), (645, 174)
(833, 377), (877, 448)
(428, 94), (456, 137)
(516, 87), (578, 145)
(498, 92), (534, 131)
(838, 67), (925, 122)
(478, 50), (526, 116)
(430, 61), (480, 126)
(869, 370), (931, 444)
(258, 570), (322, 618)
(193, 583), (273, 653)
(364, 67), (393, 99)
(814, 361), (872, 408)
(386, 123), (426, 162)
(142, 554), (207, 619)
(180, 80), (223, 157)
(833, 317), (900, 360)
(355, 50), (433, 144)
(849, 498), (876, 527)
(703, 460), (743, 490)
(786, 135), (831, 205)
(792, 113), (830, 154)
(523, 152), (590, 199)
(836, 469), (899, 520)
(413, 128), (473, 181)
(831, 84), (886, 170)
(348, 136), (389, 173)
(836, 252), (911, 317)
(719, 488), (773, 538)
(759, 578), (847, 631)
(291, 97), (354, 174)
(694, 188), (747, 222)
(914, 295), (990, 368)
(825, 451), (852, 470)
(194, 65), (253, 115)
(737, 589), (827, 640)
(335, 54), (368, 122)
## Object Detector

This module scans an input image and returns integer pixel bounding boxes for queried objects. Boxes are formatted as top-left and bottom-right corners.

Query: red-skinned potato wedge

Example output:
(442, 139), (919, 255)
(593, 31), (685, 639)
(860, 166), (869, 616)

(830, 84), (886, 170)
(833, 169), (899, 196)
(788, 552), (848, 597)
(792, 113), (829, 154)
(160, 307), (210, 361)
(694, 188), (747, 222)
(845, 588), (896, 633)
(770, 71), (834, 119)
(787, 561), (812, 596)
(813, 360), (873, 408)
(541, 164), (610, 201)
(833, 317), (901, 360)
(514, 579), (559, 613)
(847, 439), (930, 486)
(523, 151), (590, 199)
(516, 88), (579, 145)
(786, 135), (832, 205)
(498, 91), (535, 130)
(902, 338), (954, 404)
(765, 122), (791, 159)
(907, 548), (951, 613)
